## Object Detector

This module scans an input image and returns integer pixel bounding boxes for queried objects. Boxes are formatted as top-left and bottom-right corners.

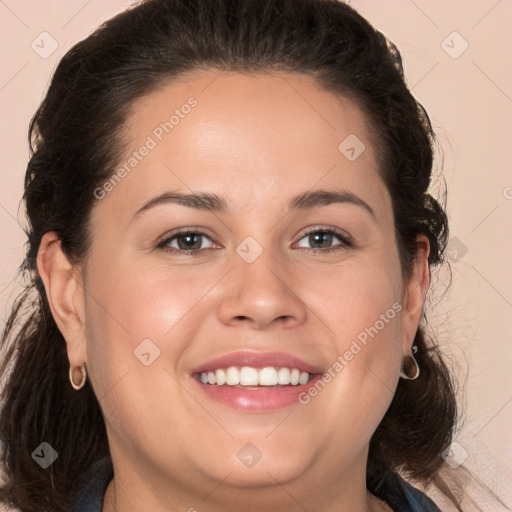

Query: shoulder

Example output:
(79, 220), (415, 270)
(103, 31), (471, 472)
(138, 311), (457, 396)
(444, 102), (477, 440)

(65, 457), (113, 512)
(373, 472), (442, 512)
(398, 478), (442, 511)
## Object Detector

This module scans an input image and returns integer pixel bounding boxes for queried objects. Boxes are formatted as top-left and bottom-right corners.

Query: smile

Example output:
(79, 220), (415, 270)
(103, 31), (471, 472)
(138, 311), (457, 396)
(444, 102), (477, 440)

(189, 351), (324, 411)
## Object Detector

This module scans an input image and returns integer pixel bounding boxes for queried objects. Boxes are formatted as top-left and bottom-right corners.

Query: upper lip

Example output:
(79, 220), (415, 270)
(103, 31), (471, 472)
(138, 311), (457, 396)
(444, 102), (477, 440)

(190, 351), (323, 375)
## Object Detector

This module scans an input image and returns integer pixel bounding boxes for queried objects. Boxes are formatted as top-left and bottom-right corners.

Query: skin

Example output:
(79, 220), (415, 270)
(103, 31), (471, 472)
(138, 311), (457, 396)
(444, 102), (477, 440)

(38, 70), (429, 512)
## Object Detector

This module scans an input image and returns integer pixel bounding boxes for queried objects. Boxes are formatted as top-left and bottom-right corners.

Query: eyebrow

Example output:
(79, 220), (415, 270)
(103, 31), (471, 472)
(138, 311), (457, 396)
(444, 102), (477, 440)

(131, 188), (375, 220)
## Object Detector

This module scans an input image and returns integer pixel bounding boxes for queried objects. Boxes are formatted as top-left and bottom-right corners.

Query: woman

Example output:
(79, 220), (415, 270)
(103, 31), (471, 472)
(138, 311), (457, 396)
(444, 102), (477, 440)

(0, 0), (464, 510)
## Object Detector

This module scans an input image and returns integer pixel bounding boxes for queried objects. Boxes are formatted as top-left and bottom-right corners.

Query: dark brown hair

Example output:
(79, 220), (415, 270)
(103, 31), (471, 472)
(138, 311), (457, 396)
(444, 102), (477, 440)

(1, 0), (459, 510)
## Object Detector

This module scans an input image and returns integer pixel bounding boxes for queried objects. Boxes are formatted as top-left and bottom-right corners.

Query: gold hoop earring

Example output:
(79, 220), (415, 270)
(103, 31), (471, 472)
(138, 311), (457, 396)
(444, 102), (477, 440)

(399, 345), (420, 380)
(69, 364), (87, 390)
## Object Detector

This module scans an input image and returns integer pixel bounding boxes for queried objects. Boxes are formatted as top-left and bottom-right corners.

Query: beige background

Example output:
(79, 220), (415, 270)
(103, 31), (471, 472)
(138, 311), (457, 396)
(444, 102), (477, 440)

(0, 0), (511, 509)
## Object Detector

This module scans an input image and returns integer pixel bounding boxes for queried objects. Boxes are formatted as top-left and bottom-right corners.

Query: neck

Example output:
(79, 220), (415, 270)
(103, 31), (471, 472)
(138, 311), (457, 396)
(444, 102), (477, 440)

(103, 485), (390, 512)
(101, 457), (393, 512)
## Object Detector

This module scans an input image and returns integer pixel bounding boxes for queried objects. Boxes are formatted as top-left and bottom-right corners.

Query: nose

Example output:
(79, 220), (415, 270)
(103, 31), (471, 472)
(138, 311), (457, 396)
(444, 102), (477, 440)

(216, 247), (308, 330)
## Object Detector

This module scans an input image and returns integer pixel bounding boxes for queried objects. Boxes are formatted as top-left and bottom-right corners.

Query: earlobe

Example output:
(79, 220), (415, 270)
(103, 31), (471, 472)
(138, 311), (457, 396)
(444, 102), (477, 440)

(37, 232), (86, 365)
(400, 235), (430, 351)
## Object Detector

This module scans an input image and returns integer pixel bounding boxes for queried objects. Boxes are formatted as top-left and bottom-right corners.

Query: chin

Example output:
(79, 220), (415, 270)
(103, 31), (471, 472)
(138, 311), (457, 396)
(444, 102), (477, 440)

(219, 457), (306, 488)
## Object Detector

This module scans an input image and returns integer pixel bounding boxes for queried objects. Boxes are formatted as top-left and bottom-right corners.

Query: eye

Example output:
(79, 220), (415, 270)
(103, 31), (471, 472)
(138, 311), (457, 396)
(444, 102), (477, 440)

(157, 226), (353, 256)
(157, 229), (217, 255)
(295, 227), (353, 253)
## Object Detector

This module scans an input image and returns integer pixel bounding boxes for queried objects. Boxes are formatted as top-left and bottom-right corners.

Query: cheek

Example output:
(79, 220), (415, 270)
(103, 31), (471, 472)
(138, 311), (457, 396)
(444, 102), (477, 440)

(82, 254), (221, 391)
(303, 252), (403, 405)
(307, 251), (402, 344)
(82, 258), (218, 458)
(84, 252), (208, 340)
(288, 256), (403, 469)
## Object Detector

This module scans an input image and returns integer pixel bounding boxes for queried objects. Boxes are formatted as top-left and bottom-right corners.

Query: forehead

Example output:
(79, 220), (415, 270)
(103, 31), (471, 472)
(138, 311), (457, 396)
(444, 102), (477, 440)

(93, 69), (390, 222)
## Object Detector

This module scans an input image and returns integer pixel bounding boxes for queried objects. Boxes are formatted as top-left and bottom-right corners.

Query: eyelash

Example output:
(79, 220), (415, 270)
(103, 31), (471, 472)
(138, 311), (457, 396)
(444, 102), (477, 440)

(157, 227), (353, 256)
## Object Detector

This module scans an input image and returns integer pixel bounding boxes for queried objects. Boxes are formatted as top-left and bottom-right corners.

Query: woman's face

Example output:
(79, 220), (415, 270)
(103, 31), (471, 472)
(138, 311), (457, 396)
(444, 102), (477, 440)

(65, 71), (427, 506)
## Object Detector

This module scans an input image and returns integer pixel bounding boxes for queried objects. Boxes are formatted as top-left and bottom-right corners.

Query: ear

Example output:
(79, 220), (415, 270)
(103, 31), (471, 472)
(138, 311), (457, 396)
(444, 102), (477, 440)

(37, 231), (87, 367)
(400, 234), (430, 353)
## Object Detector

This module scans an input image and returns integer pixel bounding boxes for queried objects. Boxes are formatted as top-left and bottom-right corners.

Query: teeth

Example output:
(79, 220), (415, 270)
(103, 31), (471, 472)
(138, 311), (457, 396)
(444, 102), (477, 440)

(215, 369), (226, 385)
(198, 366), (311, 386)
(278, 367), (291, 385)
(240, 367), (259, 386)
(226, 367), (240, 385)
(299, 371), (309, 385)
(258, 367), (278, 386)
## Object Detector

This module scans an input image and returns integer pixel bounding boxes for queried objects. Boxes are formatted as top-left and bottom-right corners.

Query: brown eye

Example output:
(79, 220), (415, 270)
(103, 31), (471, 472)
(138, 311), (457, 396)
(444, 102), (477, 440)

(296, 228), (353, 253)
(173, 233), (204, 251)
(158, 230), (216, 254)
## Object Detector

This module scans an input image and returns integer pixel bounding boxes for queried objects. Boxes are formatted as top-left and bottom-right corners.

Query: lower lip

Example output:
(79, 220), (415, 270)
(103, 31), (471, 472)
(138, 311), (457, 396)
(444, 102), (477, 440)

(192, 374), (322, 411)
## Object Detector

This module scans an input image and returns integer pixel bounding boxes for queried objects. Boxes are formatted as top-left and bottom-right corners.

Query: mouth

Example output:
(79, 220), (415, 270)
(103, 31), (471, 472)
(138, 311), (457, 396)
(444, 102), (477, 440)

(190, 351), (323, 411)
